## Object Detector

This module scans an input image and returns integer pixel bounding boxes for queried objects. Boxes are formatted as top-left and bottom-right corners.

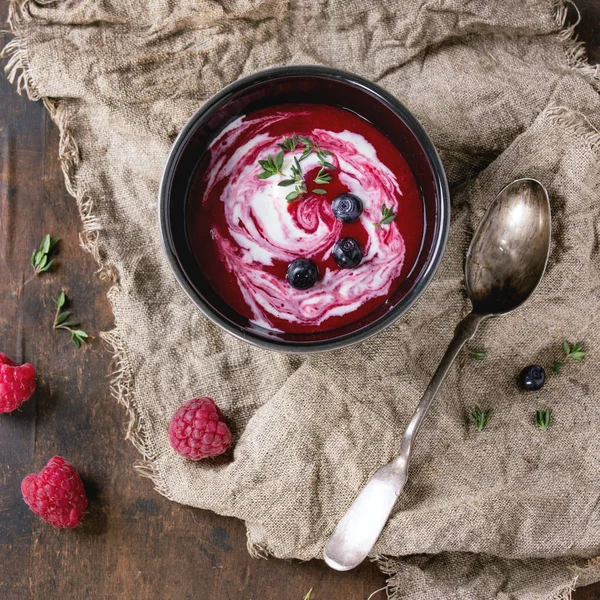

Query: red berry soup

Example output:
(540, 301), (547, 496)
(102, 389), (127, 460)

(187, 104), (424, 334)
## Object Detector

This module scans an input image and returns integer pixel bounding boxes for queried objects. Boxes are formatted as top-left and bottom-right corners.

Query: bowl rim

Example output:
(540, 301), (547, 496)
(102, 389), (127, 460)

(159, 65), (450, 353)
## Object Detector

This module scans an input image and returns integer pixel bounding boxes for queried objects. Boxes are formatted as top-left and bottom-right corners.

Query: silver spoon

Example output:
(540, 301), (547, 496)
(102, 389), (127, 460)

(323, 178), (551, 571)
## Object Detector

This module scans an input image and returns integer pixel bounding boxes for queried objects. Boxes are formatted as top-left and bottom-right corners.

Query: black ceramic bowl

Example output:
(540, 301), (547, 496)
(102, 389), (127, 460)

(159, 66), (449, 352)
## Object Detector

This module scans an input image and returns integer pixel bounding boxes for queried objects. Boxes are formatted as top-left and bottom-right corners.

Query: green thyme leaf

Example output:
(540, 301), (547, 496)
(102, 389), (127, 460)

(312, 189), (327, 195)
(470, 349), (487, 360)
(39, 259), (55, 273)
(303, 589), (313, 600)
(278, 179), (296, 187)
(257, 171), (273, 179)
(471, 405), (492, 431)
(53, 292), (66, 308)
(41, 234), (51, 254)
(54, 311), (71, 326)
(563, 340), (570, 354)
(299, 149), (312, 161)
(286, 191), (300, 202)
(552, 360), (564, 374)
(319, 159), (335, 169)
(274, 150), (284, 171)
(535, 409), (551, 431)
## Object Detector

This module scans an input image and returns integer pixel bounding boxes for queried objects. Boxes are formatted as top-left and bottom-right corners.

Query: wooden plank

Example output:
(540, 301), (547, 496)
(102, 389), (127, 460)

(0, 1), (598, 598)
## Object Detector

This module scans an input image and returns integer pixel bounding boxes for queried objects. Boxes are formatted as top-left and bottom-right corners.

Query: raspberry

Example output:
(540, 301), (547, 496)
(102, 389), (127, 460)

(21, 456), (88, 528)
(0, 352), (36, 414)
(169, 397), (232, 460)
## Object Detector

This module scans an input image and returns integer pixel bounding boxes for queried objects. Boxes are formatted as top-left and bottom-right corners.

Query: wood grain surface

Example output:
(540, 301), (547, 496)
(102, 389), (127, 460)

(1, 2), (598, 599)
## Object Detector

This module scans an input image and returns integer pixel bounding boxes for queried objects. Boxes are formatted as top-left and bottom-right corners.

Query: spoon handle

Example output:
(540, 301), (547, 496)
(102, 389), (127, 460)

(323, 311), (487, 572)
(399, 311), (487, 457)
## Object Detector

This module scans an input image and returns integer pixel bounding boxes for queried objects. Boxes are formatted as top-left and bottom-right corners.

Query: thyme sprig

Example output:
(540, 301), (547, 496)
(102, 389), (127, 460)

(374, 204), (397, 228)
(535, 409), (551, 431)
(31, 234), (60, 275)
(471, 405), (493, 431)
(552, 341), (586, 374)
(470, 349), (487, 360)
(51, 291), (89, 348)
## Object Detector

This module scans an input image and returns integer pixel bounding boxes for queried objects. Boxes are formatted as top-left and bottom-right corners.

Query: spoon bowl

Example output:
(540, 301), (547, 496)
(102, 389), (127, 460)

(323, 178), (551, 572)
(466, 178), (551, 315)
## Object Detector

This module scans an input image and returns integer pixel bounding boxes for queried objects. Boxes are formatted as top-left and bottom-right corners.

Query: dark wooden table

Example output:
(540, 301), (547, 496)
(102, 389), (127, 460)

(1, 3), (598, 599)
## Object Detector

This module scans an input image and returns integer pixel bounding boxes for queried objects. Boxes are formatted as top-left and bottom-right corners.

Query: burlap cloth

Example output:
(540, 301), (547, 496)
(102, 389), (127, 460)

(4, 0), (600, 598)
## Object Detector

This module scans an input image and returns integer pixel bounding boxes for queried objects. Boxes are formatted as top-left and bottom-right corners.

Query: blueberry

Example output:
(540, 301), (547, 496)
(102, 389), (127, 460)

(518, 365), (545, 391)
(332, 238), (363, 269)
(332, 193), (363, 223)
(286, 258), (319, 289)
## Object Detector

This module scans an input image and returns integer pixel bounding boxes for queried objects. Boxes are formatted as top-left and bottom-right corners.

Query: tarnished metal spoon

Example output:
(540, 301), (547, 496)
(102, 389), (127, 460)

(324, 178), (551, 571)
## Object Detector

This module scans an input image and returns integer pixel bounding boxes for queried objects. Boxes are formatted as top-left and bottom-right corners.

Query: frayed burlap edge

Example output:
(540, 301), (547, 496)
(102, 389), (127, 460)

(553, 0), (600, 89)
(376, 555), (600, 600)
(0, 0), (163, 490)
(2, 0), (599, 598)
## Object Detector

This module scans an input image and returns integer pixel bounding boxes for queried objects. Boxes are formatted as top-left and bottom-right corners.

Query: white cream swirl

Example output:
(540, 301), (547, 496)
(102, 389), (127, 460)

(204, 113), (406, 329)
